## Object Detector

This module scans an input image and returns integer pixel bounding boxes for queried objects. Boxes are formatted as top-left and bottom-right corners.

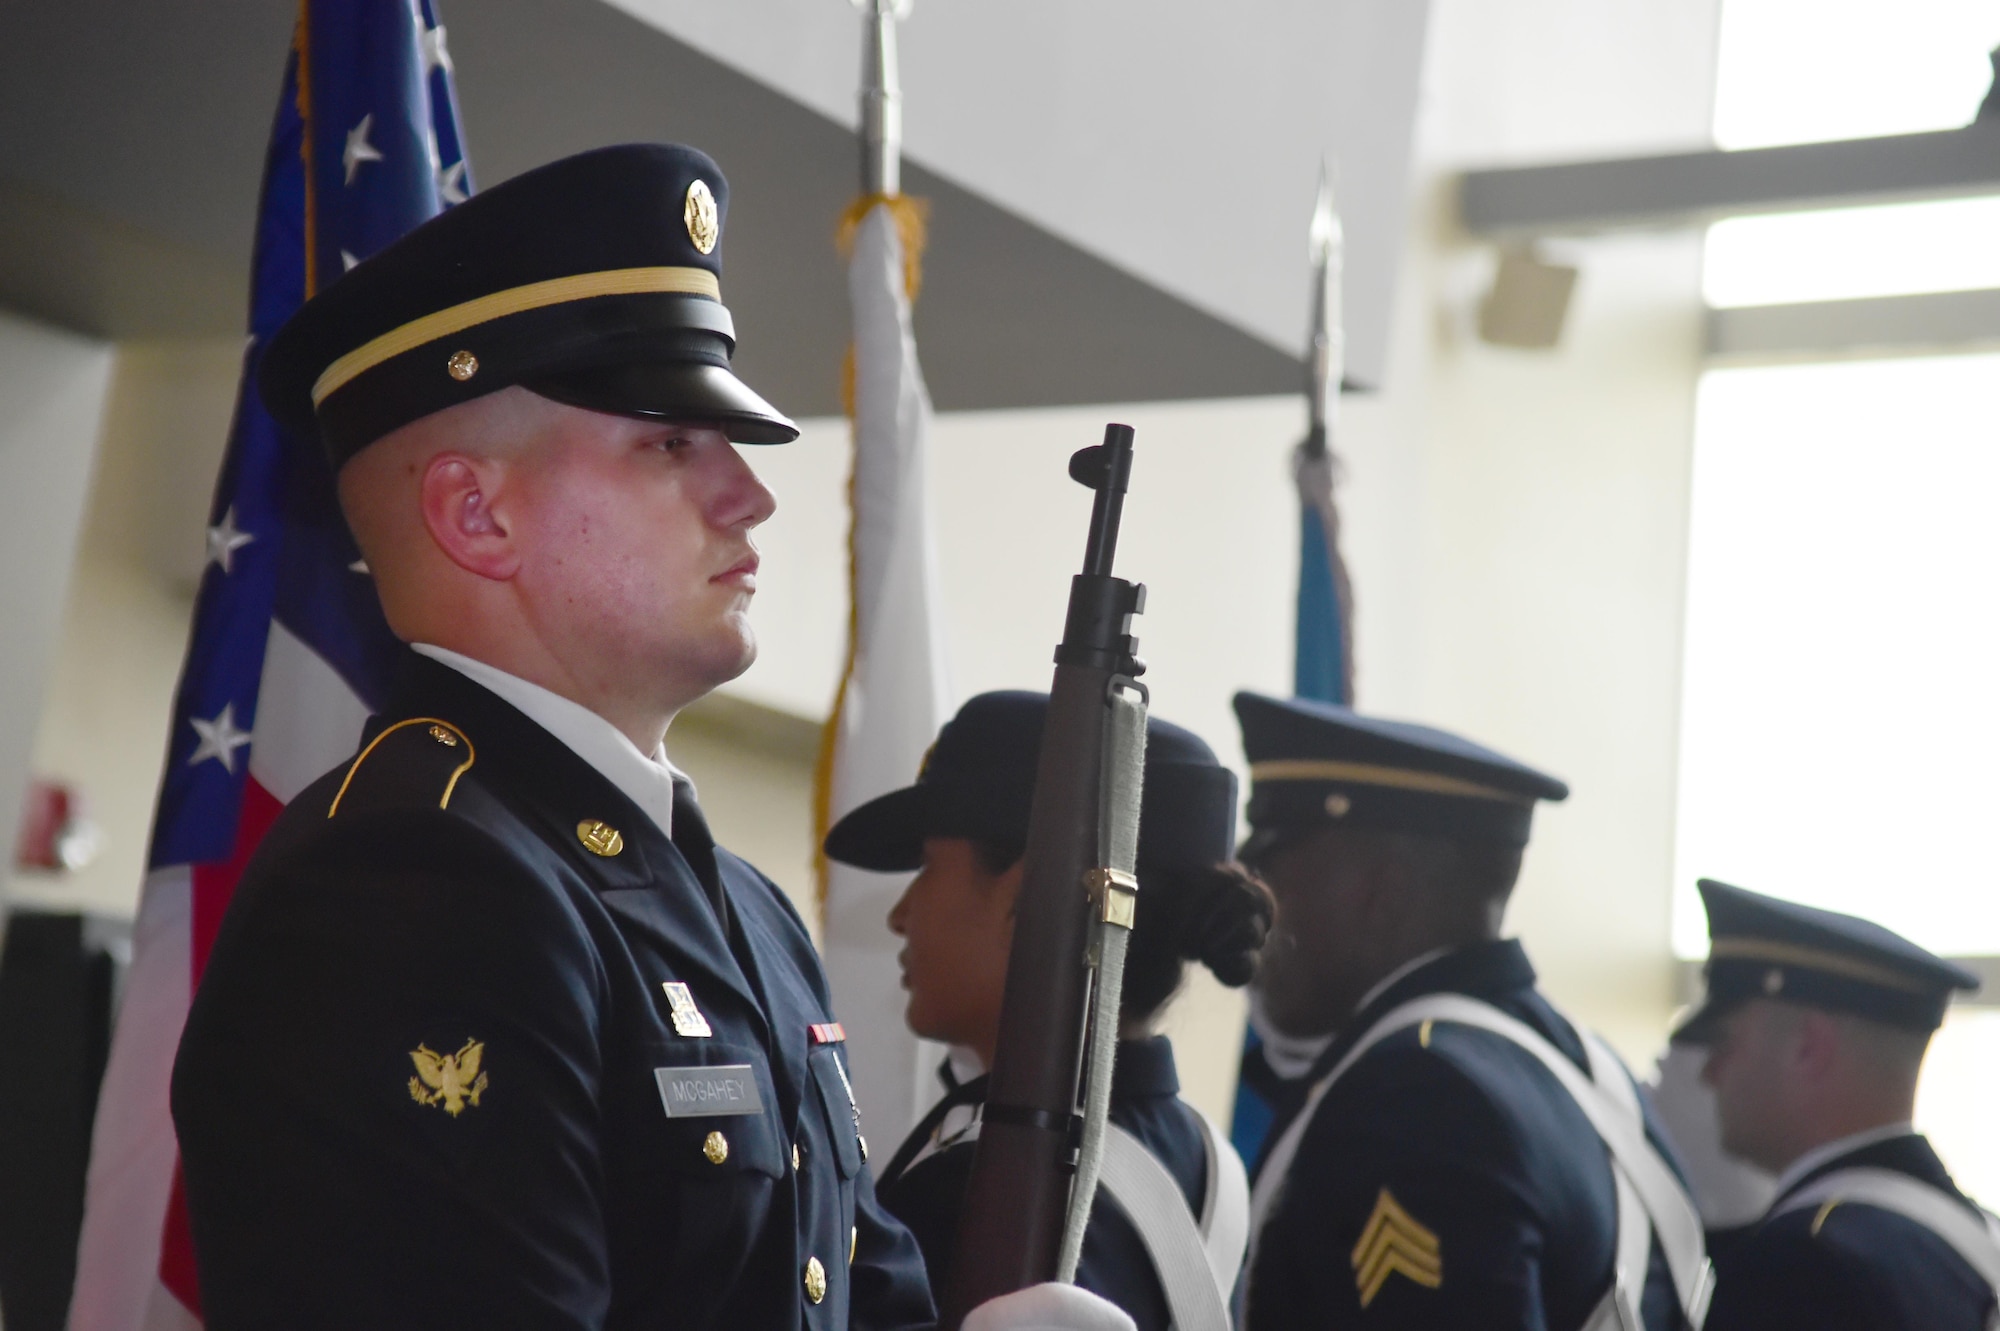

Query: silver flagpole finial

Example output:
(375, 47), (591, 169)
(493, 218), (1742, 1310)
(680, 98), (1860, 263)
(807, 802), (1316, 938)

(1306, 158), (1344, 447)
(856, 0), (912, 197)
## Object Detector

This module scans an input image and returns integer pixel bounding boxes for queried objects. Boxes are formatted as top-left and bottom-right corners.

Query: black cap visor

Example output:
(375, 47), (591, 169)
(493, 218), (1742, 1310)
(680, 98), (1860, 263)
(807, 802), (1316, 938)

(823, 785), (933, 873)
(531, 359), (798, 444)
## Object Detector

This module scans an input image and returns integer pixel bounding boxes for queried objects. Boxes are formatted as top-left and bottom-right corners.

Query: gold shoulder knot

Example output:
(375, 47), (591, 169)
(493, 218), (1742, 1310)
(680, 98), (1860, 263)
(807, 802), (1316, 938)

(327, 717), (475, 818)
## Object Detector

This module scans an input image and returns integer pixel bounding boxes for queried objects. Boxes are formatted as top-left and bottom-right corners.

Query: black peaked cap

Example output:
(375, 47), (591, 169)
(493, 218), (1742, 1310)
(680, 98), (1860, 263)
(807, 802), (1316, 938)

(259, 143), (797, 468)
(824, 690), (1238, 875)
(1674, 878), (1978, 1041)
(1233, 691), (1568, 849)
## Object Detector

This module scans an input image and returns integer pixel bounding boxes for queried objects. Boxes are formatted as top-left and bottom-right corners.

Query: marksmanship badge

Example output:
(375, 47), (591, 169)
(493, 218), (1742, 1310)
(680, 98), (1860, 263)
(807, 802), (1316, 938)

(685, 180), (718, 255)
(409, 1038), (488, 1117)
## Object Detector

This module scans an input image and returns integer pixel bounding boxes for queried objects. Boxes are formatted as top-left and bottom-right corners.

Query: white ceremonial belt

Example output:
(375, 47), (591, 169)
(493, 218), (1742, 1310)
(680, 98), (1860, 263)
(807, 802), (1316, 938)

(1246, 993), (1713, 1331)
(1772, 1167), (2000, 1295)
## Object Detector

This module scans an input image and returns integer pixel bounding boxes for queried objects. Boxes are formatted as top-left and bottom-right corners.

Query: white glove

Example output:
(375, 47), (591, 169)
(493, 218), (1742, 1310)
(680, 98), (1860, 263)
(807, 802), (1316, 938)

(962, 1282), (1137, 1331)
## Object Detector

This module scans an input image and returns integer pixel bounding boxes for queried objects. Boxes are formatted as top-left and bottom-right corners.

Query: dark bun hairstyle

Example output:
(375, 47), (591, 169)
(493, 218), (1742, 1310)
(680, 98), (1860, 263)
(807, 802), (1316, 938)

(1118, 859), (1276, 1023)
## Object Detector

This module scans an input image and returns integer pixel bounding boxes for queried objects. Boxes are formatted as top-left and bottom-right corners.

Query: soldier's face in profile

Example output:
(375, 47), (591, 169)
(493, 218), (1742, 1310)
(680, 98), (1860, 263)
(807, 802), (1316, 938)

(1250, 826), (1384, 1037)
(504, 404), (776, 709)
(887, 837), (1020, 1065)
(1701, 999), (1811, 1173)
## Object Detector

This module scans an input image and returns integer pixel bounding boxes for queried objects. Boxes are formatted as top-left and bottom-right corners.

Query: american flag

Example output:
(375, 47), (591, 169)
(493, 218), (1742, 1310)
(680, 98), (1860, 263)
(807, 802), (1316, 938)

(68, 5), (471, 1326)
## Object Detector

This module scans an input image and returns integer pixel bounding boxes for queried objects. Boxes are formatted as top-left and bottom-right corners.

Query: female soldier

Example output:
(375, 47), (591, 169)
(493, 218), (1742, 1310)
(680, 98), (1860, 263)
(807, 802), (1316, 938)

(824, 691), (1275, 1331)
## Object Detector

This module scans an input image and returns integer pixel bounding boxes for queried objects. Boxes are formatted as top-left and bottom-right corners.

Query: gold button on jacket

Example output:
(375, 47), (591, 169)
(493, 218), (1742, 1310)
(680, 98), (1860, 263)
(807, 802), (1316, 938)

(804, 1256), (827, 1304)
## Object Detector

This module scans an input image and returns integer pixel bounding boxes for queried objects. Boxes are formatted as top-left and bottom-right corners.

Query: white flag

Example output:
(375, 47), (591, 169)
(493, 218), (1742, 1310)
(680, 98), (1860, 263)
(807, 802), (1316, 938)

(821, 200), (954, 1160)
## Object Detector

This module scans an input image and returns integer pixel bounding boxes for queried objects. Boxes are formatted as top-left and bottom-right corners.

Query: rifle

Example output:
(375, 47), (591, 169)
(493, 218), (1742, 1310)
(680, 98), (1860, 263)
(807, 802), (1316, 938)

(941, 423), (1150, 1325)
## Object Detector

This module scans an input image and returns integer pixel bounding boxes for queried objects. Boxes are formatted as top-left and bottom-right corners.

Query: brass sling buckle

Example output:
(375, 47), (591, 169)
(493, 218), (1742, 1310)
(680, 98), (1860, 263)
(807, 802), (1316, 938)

(1083, 868), (1139, 929)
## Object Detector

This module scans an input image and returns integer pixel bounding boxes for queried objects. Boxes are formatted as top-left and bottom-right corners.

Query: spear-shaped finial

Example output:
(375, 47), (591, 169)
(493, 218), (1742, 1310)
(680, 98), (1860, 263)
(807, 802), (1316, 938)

(857, 0), (912, 197)
(1305, 159), (1343, 456)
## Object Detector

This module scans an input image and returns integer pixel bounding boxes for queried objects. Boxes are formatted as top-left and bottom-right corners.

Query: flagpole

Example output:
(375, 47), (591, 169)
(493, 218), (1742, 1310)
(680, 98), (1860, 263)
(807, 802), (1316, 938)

(858, 0), (906, 197)
(1305, 160), (1341, 457)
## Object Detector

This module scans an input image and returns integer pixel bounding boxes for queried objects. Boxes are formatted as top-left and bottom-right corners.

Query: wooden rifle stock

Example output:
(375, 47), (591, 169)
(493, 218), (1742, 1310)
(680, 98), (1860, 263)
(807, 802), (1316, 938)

(940, 424), (1146, 1326)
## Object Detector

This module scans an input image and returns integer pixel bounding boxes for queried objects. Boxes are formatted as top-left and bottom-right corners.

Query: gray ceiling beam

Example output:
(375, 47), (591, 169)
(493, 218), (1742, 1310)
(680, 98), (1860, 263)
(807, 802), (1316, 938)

(1461, 122), (2000, 239)
(1706, 288), (2000, 362)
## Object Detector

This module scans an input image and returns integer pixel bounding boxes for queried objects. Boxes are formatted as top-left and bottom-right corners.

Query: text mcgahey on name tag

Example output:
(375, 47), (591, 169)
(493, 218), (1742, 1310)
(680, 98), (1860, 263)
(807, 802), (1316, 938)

(655, 1064), (764, 1118)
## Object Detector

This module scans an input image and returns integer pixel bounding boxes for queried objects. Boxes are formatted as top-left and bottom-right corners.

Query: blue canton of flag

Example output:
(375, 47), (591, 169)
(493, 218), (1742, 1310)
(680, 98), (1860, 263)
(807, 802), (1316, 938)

(150, 0), (472, 871)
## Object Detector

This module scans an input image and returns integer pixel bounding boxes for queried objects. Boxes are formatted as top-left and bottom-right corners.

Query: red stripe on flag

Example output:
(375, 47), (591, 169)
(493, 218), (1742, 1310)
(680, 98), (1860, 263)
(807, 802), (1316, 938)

(158, 1161), (202, 1317)
(191, 777), (285, 981)
(159, 775), (287, 1313)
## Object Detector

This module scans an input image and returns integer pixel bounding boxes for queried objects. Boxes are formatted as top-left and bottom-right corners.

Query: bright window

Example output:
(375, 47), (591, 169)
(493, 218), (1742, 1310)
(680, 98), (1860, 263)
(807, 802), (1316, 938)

(1676, 352), (2000, 1205)
(1714, 0), (2000, 150)
(1673, 354), (2000, 961)
(1679, 0), (2000, 1209)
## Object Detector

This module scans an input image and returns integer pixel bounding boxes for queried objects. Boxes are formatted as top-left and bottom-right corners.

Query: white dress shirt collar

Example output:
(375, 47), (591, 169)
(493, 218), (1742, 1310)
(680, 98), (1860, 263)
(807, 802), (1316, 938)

(1772, 1120), (1918, 1200)
(411, 643), (685, 839)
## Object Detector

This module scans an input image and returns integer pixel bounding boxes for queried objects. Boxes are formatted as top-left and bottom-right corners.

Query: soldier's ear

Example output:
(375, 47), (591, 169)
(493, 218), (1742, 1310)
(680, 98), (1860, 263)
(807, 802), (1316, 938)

(419, 452), (518, 581)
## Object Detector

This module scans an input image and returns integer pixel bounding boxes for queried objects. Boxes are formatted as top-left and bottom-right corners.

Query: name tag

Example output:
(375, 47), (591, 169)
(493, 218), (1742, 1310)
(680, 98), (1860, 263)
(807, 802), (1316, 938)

(655, 1064), (763, 1118)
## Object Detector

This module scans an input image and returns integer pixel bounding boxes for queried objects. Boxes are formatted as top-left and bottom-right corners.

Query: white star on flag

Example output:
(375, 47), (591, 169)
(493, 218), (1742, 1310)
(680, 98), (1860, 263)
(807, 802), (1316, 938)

(205, 505), (255, 574)
(437, 160), (468, 205)
(343, 113), (384, 186)
(422, 23), (453, 76)
(348, 558), (371, 575)
(341, 249), (360, 272)
(187, 703), (252, 773)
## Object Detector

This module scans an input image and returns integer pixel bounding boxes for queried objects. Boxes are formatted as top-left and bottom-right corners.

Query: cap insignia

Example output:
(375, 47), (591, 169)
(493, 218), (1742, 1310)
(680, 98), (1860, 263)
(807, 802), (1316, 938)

(685, 179), (719, 255)
(426, 723), (459, 747)
(1324, 792), (1353, 818)
(1352, 1187), (1441, 1307)
(446, 349), (479, 381)
(577, 819), (624, 857)
(1763, 967), (1785, 995)
(661, 981), (714, 1038)
(408, 1037), (488, 1116)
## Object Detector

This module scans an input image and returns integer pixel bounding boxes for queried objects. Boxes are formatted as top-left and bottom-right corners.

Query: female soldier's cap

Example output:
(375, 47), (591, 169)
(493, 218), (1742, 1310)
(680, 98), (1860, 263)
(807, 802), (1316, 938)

(1672, 879), (1978, 1042)
(1232, 690), (1569, 854)
(258, 142), (798, 469)
(823, 690), (1238, 874)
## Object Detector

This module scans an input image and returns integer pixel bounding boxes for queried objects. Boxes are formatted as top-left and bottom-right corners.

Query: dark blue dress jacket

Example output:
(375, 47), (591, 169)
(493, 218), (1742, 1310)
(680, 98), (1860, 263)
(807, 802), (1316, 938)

(172, 653), (935, 1331)
(877, 1036), (1209, 1331)
(1705, 1132), (1996, 1330)
(1246, 940), (1691, 1330)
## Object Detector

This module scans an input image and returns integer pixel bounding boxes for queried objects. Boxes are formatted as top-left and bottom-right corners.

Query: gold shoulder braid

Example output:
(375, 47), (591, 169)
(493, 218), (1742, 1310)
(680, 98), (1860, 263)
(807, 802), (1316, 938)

(327, 717), (476, 818)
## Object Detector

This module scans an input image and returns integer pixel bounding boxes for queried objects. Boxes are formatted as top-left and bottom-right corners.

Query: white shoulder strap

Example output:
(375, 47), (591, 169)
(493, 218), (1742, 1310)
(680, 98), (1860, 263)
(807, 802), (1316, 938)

(1191, 1102), (1251, 1299)
(1577, 1031), (1661, 1331)
(1099, 1123), (1237, 1330)
(1247, 993), (1712, 1329)
(1772, 1166), (2000, 1293)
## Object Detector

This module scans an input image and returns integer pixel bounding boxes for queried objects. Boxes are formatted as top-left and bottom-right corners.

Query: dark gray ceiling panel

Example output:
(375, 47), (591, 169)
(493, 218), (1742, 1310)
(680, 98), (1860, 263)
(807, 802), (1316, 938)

(0, 0), (1298, 413)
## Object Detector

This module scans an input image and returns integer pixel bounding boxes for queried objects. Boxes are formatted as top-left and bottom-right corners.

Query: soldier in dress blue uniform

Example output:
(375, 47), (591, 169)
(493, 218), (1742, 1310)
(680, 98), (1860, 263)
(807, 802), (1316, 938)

(1231, 692), (1707, 1331)
(823, 692), (1271, 1331)
(171, 144), (1131, 1331)
(1681, 879), (1995, 1329)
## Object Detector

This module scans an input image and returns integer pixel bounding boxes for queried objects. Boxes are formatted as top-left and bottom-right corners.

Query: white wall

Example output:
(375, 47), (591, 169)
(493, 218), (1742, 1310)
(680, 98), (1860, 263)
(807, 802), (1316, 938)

(1379, 0), (1721, 1059)
(0, 312), (113, 886)
(6, 340), (238, 916)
